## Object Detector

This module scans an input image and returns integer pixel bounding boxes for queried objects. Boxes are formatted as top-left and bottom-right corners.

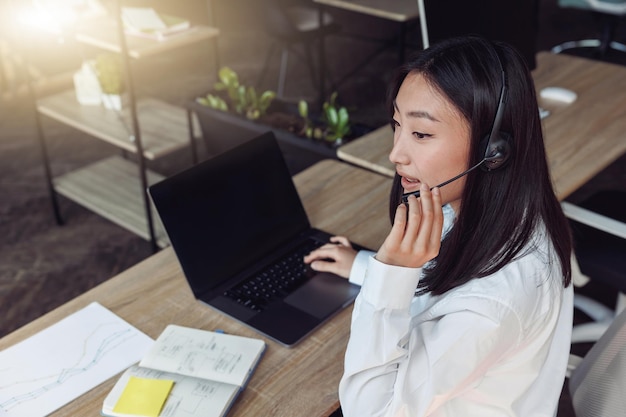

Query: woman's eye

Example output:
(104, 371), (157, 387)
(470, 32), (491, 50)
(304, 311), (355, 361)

(413, 131), (431, 139)
(390, 119), (400, 130)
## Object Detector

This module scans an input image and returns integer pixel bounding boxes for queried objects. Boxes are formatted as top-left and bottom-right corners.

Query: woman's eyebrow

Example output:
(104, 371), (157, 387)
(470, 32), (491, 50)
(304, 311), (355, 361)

(393, 100), (439, 122)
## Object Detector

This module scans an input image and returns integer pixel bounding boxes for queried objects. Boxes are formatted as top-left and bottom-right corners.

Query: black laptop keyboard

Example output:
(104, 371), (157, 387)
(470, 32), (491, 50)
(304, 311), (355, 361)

(224, 239), (323, 312)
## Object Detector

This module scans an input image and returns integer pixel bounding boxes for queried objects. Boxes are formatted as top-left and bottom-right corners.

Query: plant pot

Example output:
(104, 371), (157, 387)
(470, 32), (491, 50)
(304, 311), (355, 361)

(188, 98), (370, 175)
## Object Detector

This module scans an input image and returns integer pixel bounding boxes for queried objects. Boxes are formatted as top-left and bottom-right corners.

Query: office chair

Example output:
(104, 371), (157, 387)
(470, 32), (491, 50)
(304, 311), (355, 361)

(256, 0), (340, 100)
(551, 0), (626, 56)
(562, 190), (626, 344)
(564, 306), (626, 416)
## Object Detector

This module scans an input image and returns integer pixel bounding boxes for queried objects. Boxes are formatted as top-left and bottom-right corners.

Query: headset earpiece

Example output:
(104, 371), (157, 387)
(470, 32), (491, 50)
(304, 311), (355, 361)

(481, 133), (511, 171)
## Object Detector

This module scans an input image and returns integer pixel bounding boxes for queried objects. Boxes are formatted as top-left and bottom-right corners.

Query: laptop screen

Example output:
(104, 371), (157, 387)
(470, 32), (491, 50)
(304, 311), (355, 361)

(149, 132), (311, 296)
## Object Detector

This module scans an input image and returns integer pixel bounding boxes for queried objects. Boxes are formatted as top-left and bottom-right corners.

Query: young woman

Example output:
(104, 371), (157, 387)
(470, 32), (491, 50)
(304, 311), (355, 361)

(304, 36), (573, 416)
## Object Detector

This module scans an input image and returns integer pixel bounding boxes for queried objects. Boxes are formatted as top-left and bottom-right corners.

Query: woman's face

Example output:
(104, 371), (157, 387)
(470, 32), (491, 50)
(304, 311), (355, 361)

(390, 72), (471, 213)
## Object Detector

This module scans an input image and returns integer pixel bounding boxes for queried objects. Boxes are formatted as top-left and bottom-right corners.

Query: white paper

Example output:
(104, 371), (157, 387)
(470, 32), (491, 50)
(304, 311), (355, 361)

(121, 7), (166, 31)
(139, 325), (265, 386)
(102, 365), (239, 417)
(0, 302), (154, 417)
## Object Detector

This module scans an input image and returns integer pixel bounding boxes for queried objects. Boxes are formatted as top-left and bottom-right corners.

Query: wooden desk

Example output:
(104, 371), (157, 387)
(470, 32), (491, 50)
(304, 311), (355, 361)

(0, 160), (392, 417)
(337, 123), (395, 177)
(337, 52), (626, 200)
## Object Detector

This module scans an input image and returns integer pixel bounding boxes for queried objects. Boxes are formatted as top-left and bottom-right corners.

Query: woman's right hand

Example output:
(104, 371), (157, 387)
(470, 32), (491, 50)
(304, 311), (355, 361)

(376, 184), (444, 268)
(303, 236), (357, 279)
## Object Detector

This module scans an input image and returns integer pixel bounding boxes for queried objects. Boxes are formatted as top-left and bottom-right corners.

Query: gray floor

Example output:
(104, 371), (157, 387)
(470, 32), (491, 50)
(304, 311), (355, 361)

(1, 0), (626, 414)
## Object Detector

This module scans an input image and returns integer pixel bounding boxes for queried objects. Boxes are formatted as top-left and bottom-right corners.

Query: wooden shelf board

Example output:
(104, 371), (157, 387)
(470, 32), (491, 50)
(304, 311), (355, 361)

(54, 156), (170, 248)
(37, 90), (199, 160)
(75, 18), (220, 59)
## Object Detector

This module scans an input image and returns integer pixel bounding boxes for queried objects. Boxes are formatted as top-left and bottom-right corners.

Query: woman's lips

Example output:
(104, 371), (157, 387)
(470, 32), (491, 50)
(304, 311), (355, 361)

(400, 175), (420, 191)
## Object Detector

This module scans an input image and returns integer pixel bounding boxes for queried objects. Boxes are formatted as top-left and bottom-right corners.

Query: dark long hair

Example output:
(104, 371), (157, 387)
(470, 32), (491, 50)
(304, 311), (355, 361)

(387, 36), (572, 295)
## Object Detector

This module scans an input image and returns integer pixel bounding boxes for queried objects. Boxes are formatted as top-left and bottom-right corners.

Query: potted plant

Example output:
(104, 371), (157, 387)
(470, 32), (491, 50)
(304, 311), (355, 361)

(95, 53), (125, 111)
(190, 67), (369, 174)
(298, 91), (351, 145)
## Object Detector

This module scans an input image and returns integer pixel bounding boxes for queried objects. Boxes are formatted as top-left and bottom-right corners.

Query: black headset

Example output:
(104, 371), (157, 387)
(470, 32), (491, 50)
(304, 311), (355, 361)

(400, 46), (513, 203)
(481, 50), (511, 171)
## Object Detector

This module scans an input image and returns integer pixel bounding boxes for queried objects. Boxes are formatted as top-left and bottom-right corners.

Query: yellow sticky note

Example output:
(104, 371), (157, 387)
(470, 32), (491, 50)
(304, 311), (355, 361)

(113, 376), (174, 417)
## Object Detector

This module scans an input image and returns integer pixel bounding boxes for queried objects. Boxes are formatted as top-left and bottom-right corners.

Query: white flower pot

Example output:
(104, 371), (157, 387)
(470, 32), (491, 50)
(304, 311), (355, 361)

(101, 94), (123, 111)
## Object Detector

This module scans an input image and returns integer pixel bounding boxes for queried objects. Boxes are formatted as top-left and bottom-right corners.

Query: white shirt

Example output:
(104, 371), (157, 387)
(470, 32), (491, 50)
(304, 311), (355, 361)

(340, 205), (573, 417)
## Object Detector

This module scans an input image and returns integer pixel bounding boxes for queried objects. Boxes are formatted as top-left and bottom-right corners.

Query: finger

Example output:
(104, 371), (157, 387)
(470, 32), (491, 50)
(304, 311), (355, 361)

(388, 201), (409, 244)
(309, 259), (350, 278)
(303, 248), (326, 263)
(330, 236), (351, 247)
(429, 187), (444, 249)
(303, 246), (339, 263)
(413, 183), (435, 252)
(310, 260), (337, 272)
(415, 185), (444, 263)
(402, 190), (423, 248)
(378, 201), (410, 265)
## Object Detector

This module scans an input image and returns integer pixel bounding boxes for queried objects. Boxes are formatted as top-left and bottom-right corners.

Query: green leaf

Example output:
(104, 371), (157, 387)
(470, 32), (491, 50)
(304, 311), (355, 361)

(237, 85), (247, 109)
(207, 95), (219, 107)
(260, 90), (276, 102)
(247, 87), (258, 107)
(329, 91), (338, 107)
(259, 91), (276, 113)
(218, 67), (238, 86)
(338, 107), (349, 128)
(207, 66), (277, 119)
(326, 107), (338, 126)
(203, 95), (227, 112)
(259, 97), (272, 114)
(298, 100), (308, 118)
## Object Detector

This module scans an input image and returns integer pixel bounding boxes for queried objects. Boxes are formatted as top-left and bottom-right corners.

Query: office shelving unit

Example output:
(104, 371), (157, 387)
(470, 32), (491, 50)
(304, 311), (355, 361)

(34, 5), (219, 251)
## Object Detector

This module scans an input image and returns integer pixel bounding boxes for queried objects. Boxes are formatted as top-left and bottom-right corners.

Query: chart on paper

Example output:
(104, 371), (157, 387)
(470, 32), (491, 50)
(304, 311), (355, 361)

(0, 302), (154, 417)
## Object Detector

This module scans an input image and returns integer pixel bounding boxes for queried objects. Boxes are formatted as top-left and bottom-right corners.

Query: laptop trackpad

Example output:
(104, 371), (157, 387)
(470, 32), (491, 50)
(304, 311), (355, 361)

(284, 273), (359, 319)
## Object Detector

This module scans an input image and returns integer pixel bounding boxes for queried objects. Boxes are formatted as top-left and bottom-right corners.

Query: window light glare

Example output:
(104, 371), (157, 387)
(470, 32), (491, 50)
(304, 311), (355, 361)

(16, 2), (78, 35)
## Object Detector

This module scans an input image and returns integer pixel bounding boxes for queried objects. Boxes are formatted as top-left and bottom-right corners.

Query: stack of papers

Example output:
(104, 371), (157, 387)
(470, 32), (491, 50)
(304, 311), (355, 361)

(122, 7), (191, 41)
(102, 325), (266, 417)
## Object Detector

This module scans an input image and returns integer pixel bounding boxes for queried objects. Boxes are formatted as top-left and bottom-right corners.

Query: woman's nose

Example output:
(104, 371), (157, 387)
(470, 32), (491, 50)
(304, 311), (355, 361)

(389, 130), (410, 166)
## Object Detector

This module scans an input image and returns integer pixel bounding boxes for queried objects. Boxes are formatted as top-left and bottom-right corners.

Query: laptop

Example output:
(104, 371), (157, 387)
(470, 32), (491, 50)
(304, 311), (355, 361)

(148, 132), (362, 347)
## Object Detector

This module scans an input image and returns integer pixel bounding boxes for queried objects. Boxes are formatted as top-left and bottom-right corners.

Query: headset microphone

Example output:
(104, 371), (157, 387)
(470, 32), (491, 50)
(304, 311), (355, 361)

(401, 48), (511, 205)
(401, 158), (485, 203)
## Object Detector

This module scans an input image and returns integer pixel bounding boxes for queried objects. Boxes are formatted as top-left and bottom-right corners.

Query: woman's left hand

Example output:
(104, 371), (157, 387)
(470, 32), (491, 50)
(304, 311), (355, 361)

(376, 184), (444, 268)
(303, 236), (357, 279)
